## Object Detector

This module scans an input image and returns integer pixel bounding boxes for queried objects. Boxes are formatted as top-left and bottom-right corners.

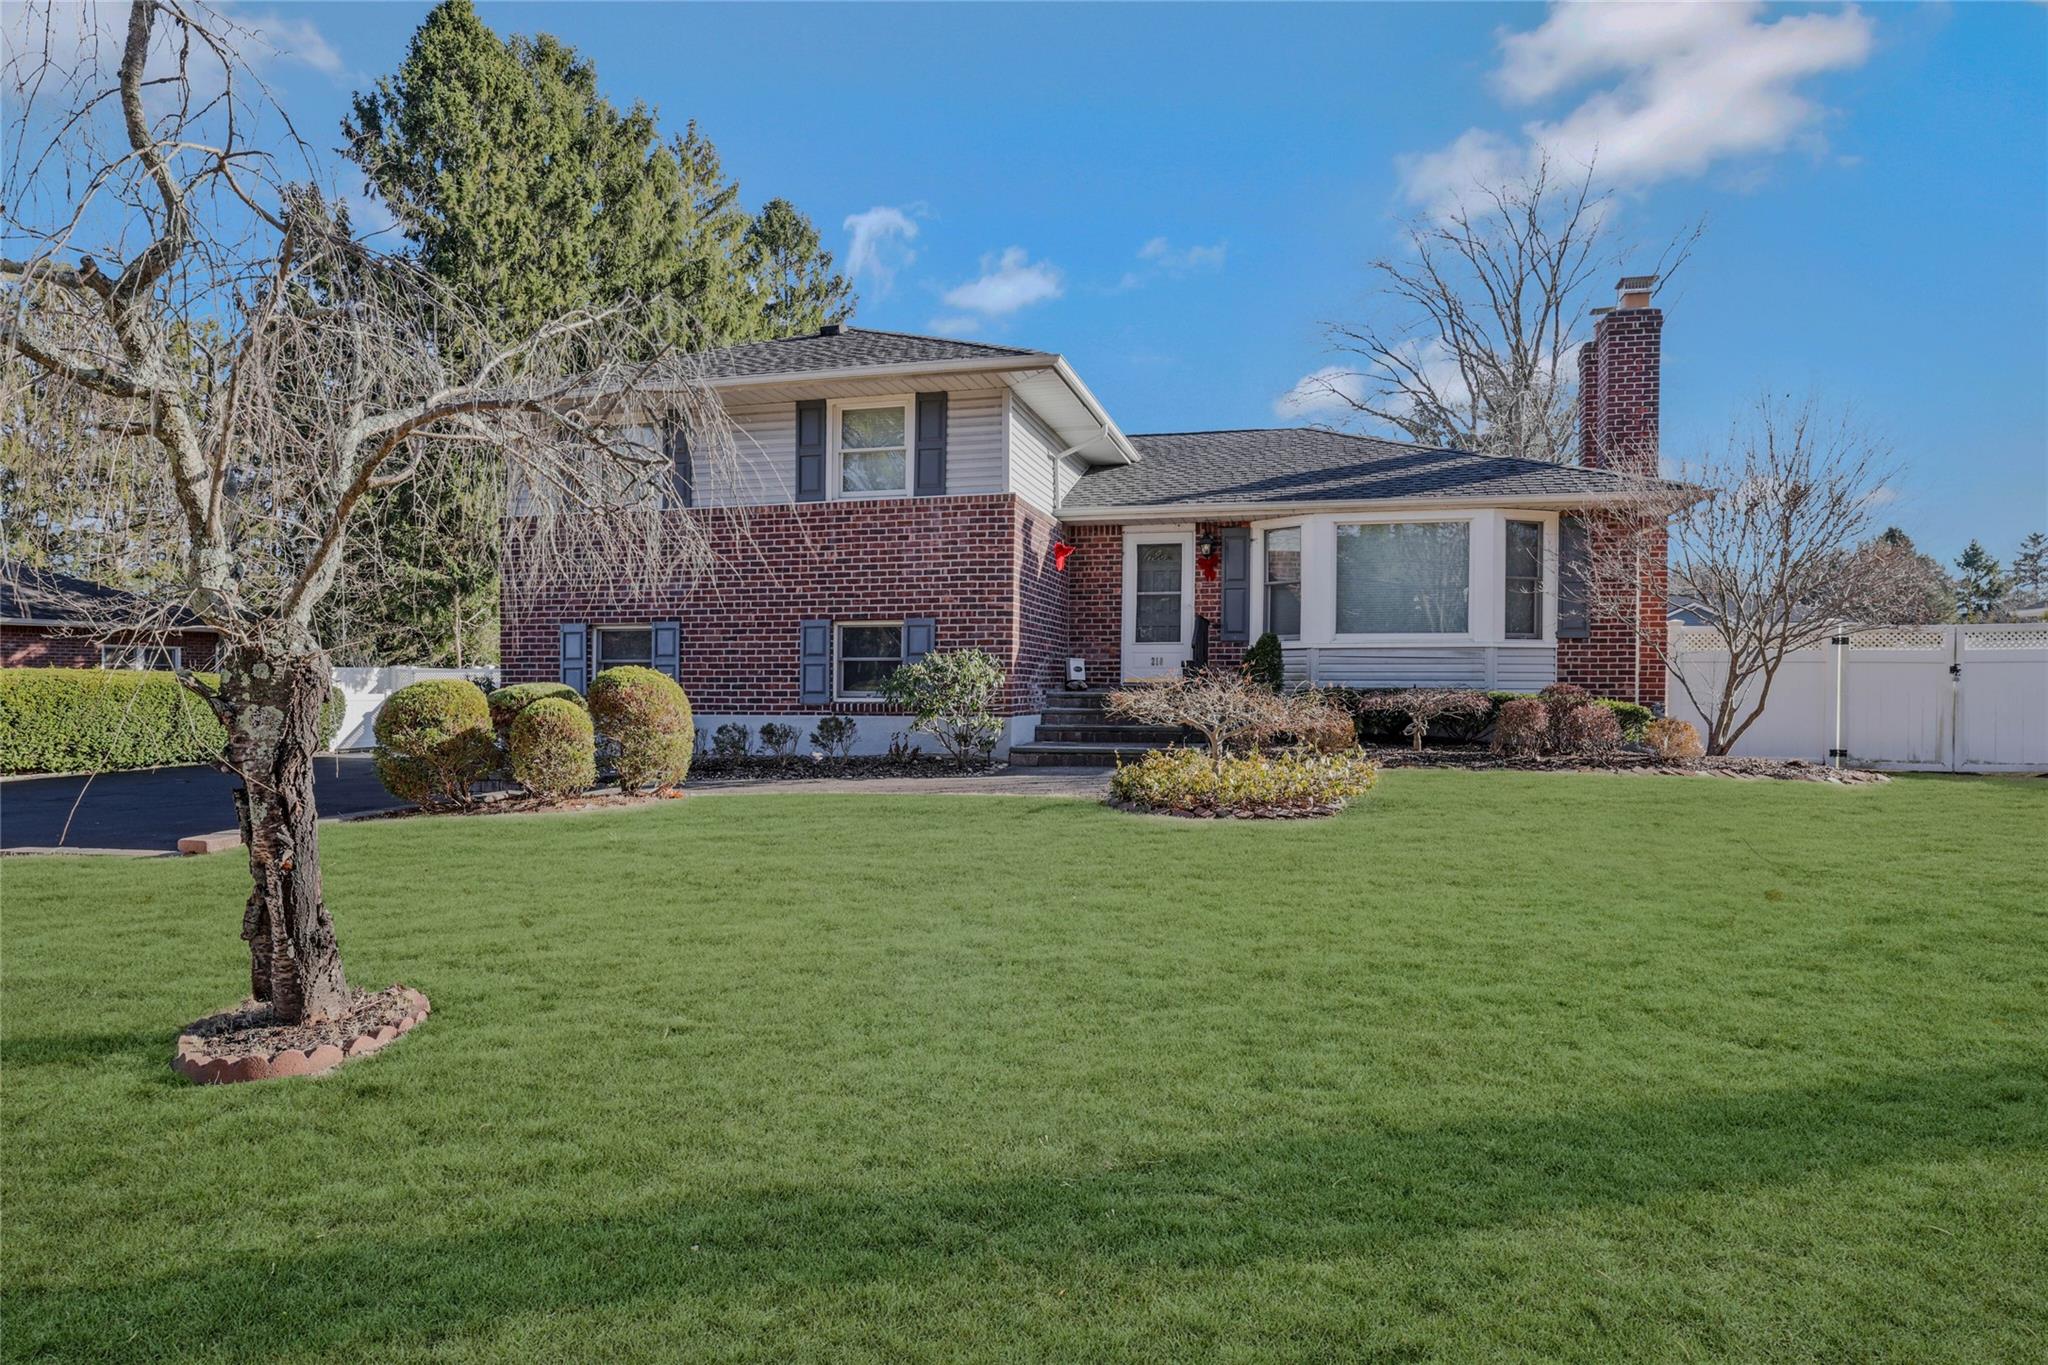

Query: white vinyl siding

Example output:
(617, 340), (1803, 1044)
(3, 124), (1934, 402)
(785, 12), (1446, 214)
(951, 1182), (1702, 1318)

(1007, 396), (1072, 514)
(690, 388), (1005, 507)
(1280, 643), (1558, 690)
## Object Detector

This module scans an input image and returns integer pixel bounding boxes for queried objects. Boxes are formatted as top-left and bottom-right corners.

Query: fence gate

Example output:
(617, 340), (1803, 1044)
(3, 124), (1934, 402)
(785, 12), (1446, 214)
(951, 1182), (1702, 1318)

(1667, 623), (2048, 773)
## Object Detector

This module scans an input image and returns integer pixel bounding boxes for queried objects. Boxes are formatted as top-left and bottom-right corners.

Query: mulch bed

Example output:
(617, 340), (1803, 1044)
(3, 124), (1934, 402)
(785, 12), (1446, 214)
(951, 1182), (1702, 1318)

(1359, 745), (1890, 784)
(174, 984), (430, 1084)
(687, 755), (1002, 782)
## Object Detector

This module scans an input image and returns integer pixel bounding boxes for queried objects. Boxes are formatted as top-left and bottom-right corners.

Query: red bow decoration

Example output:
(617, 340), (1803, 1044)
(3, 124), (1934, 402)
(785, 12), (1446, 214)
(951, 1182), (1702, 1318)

(1051, 539), (1075, 571)
(1197, 552), (1221, 581)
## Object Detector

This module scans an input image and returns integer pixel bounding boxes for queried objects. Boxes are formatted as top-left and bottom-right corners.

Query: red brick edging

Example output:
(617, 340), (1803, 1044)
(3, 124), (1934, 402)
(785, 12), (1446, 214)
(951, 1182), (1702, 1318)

(172, 988), (431, 1085)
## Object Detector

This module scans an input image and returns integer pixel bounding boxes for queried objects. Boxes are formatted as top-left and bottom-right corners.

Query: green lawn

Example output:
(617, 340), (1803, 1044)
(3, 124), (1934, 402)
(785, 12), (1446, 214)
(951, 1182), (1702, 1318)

(3, 772), (2044, 1363)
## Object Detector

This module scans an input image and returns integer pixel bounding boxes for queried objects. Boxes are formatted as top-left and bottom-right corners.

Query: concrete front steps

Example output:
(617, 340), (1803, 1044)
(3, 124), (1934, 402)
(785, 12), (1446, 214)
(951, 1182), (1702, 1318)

(1009, 689), (1186, 768)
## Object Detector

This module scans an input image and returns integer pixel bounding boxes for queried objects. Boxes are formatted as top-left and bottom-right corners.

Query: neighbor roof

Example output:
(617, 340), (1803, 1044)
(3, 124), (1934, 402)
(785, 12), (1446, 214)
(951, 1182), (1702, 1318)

(1064, 427), (1653, 512)
(0, 567), (210, 628)
(692, 326), (1049, 381)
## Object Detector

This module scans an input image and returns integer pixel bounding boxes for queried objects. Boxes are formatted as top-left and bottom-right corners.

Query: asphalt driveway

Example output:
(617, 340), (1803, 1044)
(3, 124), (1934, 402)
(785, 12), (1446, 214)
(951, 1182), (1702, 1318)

(1, 756), (399, 853)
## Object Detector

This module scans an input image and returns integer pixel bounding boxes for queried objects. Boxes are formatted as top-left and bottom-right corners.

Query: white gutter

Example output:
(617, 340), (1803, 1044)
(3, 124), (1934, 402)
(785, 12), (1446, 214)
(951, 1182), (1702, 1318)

(1051, 491), (1650, 522)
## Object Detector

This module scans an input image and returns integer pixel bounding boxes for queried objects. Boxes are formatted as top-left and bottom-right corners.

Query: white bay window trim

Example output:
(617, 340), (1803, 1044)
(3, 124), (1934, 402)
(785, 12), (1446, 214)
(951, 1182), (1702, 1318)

(827, 394), (914, 500)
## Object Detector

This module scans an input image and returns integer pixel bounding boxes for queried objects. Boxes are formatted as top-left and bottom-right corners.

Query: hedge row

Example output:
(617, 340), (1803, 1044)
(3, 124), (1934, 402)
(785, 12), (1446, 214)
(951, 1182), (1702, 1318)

(0, 669), (345, 775)
(1331, 687), (1654, 745)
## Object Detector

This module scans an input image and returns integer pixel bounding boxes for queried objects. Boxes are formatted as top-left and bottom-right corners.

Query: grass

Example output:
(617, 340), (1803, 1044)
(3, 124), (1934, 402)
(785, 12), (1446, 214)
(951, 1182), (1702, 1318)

(3, 770), (2044, 1363)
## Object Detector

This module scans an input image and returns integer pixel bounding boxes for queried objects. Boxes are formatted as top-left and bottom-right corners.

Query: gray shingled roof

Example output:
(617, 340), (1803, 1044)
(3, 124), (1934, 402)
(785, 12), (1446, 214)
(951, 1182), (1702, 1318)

(694, 326), (1048, 380)
(1067, 427), (1648, 508)
(0, 567), (209, 626)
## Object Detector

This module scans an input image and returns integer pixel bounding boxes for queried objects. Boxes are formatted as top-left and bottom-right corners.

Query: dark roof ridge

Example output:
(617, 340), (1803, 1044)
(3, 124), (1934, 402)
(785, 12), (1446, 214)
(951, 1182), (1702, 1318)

(1126, 425), (1637, 479)
(832, 325), (1047, 356)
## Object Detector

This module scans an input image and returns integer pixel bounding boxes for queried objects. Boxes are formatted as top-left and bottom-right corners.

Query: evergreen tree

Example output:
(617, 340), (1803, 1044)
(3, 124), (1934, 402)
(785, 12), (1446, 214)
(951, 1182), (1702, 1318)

(2013, 531), (2048, 600)
(1953, 539), (2009, 621)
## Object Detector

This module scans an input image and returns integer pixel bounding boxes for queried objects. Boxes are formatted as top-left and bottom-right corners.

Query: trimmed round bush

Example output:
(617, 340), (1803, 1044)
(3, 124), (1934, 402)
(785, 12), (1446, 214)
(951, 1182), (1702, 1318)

(587, 666), (693, 792)
(372, 678), (495, 807)
(1594, 697), (1654, 742)
(1644, 716), (1706, 762)
(487, 682), (582, 735)
(510, 697), (597, 801)
(1491, 699), (1549, 758)
(1554, 701), (1622, 756)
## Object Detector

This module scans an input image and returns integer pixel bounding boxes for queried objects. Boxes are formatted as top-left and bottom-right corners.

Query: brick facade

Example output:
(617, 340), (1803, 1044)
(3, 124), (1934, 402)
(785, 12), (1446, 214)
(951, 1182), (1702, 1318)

(502, 494), (1068, 718)
(1063, 522), (1125, 688)
(1559, 287), (1669, 707)
(2, 624), (218, 671)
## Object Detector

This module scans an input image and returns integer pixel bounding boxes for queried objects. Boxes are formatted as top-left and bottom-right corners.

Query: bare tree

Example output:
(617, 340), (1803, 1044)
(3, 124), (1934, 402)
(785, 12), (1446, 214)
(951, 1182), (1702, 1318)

(1578, 394), (1902, 755)
(2, 1), (733, 1022)
(1302, 156), (1697, 463)
(1108, 673), (1298, 774)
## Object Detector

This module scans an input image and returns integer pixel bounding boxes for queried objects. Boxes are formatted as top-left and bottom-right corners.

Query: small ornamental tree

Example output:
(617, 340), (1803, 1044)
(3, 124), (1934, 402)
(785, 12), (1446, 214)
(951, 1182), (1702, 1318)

(1359, 688), (1492, 752)
(373, 679), (496, 807)
(587, 666), (693, 792)
(509, 697), (596, 800)
(1108, 672), (1294, 774)
(879, 649), (1007, 765)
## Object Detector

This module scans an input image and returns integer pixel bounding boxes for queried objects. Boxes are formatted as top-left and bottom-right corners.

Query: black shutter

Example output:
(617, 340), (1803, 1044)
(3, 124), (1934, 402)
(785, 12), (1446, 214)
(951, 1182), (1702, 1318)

(652, 620), (680, 680)
(903, 617), (936, 667)
(665, 421), (693, 509)
(914, 392), (948, 496)
(1557, 514), (1590, 640)
(799, 619), (831, 704)
(1219, 527), (1250, 642)
(795, 400), (827, 503)
(558, 623), (588, 691)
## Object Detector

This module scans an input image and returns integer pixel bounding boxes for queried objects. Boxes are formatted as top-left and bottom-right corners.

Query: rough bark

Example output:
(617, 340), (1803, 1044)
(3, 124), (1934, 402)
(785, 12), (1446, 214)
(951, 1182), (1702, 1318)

(220, 647), (349, 1022)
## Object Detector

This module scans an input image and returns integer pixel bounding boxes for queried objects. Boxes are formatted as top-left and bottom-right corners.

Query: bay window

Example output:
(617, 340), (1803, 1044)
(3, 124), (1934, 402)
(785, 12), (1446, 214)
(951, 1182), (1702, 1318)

(1264, 526), (1301, 639)
(836, 401), (910, 497)
(837, 623), (905, 698)
(1333, 520), (1470, 635)
(1504, 520), (1544, 639)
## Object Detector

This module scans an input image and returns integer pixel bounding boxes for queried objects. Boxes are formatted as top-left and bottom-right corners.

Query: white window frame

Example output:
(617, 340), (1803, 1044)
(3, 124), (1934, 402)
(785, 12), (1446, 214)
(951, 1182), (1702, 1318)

(1262, 525), (1303, 642)
(591, 624), (655, 674)
(835, 620), (906, 700)
(1503, 518), (1546, 641)
(1329, 514), (1478, 644)
(828, 395), (915, 501)
(100, 644), (182, 670)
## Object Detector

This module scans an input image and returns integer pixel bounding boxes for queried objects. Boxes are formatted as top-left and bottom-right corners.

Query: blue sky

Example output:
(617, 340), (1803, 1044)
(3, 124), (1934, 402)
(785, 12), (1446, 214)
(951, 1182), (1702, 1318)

(178, 2), (2048, 561)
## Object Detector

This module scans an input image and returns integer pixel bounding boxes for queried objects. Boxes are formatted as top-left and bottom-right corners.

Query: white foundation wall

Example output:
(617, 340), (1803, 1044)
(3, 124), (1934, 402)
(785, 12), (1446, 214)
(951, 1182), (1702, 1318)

(689, 713), (1040, 759)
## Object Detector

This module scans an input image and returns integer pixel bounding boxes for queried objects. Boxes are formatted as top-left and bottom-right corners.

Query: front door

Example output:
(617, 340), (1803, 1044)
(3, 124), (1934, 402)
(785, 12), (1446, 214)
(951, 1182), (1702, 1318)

(1121, 531), (1195, 680)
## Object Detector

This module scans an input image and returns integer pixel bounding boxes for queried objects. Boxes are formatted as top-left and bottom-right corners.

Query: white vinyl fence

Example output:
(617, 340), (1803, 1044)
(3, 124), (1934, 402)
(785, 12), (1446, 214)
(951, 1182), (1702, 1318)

(331, 666), (500, 751)
(1666, 623), (2048, 773)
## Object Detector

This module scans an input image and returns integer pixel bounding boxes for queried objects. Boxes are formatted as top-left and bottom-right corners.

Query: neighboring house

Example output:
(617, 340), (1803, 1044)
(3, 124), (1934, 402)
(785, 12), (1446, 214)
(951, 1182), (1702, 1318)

(501, 277), (1672, 756)
(0, 568), (219, 670)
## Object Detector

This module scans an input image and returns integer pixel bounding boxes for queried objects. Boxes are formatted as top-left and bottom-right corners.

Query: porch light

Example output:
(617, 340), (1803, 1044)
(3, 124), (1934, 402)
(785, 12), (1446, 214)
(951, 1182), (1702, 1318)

(1196, 530), (1217, 559)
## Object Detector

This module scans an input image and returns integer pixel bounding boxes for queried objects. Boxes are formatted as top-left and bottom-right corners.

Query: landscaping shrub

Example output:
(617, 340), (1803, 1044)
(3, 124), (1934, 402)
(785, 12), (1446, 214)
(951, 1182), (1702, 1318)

(0, 668), (223, 773)
(810, 715), (858, 759)
(1554, 701), (1622, 756)
(1644, 716), (1706, 762)
(1594, 698), (1654, 741)
(373, 678), (495, 807)
(1538, 683), (1593, 751)
(1241, 631), (1285, 691)
(1337, 688), (1515, 745)
(1109, 671), (1292, 772)
(509, 697), (597, 801)
(1358, 687), (1493, 752)
(879, 648), (1006, 765)
(0, 668), (347, 774)
(487, 682), (581, 736)
(1492, 699), (1549, 758)
(710, 723), (751, 760)
(1110, 746), (1379, 818)
(758, 721), (800, 759)
(1283, 690), (1359, 754)
(587, 666), (694, 792)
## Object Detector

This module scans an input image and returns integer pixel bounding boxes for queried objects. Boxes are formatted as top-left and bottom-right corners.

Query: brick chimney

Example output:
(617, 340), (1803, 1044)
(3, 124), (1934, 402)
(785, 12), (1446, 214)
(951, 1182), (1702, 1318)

(1578, 274), (1661, 475)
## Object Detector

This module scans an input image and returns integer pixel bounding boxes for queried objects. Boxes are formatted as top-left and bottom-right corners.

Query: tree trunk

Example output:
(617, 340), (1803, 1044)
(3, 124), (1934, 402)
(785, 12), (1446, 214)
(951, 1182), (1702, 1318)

(220, 646), (350, 1022)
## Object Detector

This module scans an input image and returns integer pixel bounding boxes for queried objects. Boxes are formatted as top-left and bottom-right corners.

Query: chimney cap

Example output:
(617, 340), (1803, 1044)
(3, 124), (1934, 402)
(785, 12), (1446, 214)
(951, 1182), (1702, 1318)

(1616, 274), (1658, 309)
(1589, 305), (1616, 317)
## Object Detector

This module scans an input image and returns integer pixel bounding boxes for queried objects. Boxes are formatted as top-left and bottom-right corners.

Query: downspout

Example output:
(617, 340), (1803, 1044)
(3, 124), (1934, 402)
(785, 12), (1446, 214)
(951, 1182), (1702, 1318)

(1047, 426), (1110, 692)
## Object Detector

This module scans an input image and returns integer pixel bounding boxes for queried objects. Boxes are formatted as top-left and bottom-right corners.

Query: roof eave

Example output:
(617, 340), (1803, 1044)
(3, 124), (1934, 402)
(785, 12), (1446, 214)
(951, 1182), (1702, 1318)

(699, 352), (1057, 391)
(1051, 489), (1657, 522)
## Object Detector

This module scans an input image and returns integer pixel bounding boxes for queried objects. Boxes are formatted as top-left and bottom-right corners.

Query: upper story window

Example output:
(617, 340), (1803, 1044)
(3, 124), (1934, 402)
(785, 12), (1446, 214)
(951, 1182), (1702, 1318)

(1264, 527), (1302, 639)
(835, 400), (911, 498)
(1504, 520), (1544, 640)
(1334, 520), (1470, 635)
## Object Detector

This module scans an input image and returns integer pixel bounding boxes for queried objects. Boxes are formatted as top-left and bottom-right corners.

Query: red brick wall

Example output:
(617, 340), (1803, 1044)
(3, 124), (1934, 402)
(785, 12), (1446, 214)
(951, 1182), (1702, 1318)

(1063, 523), (1124, 688)
(1192, 519), (1250, 672)
(2, 625), (218, 671)
(503, 494), (1063, 717)
(1559, 298), (1668, 706)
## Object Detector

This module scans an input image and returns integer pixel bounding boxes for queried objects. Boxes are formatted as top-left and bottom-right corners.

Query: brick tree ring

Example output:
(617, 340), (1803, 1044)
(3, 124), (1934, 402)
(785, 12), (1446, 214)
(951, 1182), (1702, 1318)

(171, 985), (431, 1085)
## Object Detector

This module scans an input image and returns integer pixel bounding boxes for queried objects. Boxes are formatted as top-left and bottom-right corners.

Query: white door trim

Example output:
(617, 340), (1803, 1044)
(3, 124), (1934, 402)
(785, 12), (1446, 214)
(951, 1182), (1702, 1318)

(1121, 527), (1196, 681)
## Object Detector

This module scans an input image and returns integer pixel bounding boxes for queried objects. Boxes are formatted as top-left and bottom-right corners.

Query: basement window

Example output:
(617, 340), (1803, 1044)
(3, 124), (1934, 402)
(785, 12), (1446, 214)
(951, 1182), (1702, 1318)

(837, 623), (904, 699)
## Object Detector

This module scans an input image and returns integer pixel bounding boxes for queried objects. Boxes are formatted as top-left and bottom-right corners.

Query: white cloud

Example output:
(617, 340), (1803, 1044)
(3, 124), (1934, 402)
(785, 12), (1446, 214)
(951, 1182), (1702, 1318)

(1273, 366), (1369, 421)
(231, 8), (344, 76)
(842, 205), (920, 295)
(1137, 236), (1227, 274)
(1403, 1), (1875, 211)
(941, 246), (1063, 317)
